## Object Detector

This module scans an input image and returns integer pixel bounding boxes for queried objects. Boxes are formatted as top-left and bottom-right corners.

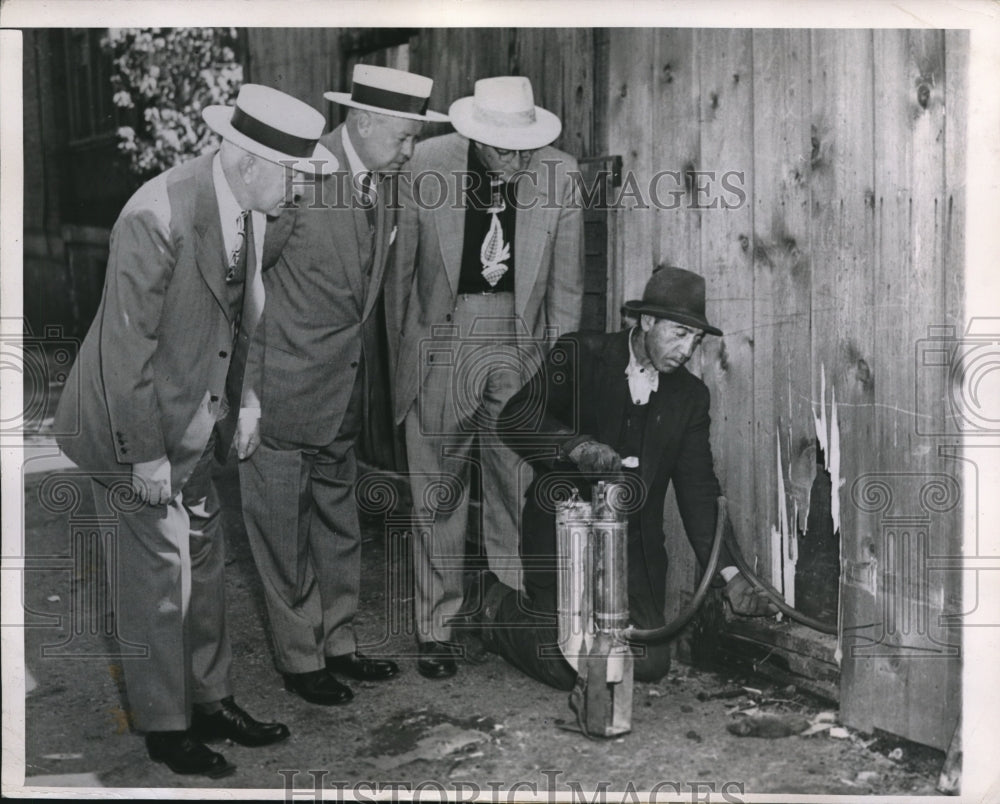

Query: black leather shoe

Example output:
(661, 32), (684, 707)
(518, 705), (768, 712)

(326, 652), (400, 681)
(417, 641), (459, 679)
(145, 731), (236, 778)
(191, 697), (290, 747)
(283, 669), (353, 705)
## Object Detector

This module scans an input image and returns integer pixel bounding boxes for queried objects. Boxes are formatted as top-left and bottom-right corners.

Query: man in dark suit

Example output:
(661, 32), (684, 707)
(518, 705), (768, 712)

(392, 76), (584, 680)
(54, 85), (337, 776)
(478, 266), (775, 690)
(238, 66), (448, 705)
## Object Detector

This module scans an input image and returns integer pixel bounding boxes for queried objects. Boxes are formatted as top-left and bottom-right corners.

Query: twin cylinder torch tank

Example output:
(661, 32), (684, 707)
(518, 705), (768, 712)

(555, 480), (633, 737)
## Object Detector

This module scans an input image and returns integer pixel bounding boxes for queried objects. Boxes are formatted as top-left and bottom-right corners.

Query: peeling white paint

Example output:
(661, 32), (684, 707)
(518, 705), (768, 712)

(773, 431), (796, 607)
(771, 433), (785, 592)
(815, 364), (829, 461)
(813, 363), (844, 535)
(830, 385), (842, 535)
(770, 524), (783, 600)
(784, 523), (797, 609)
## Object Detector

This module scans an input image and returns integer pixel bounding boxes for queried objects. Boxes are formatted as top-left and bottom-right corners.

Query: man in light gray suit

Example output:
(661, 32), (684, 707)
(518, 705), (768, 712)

(54, 85), (336, 777)
(239, 66), (448, 706)
(392, 76), (584, 679)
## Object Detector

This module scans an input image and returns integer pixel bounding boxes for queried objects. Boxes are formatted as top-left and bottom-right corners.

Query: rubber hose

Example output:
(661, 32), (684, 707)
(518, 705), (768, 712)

(624, 497), (838, 641)
(723, 528), (837, 635)
(624, 496), (727, 643)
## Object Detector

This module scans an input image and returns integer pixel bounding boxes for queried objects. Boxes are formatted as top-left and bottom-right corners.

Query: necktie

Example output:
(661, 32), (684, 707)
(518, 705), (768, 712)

(225, 209), (249, 286)
(360, 171), (376, 230)
(480, 176), (510, 287)
(224, 212), (261, 414)
(237, 212), (263, 335)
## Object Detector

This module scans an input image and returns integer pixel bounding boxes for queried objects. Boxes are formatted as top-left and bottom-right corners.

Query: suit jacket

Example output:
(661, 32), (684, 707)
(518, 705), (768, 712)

(389, 133), (584, 425)
(55, 152), (243, 492)
(253, 123), (396, 446)
(500, 329), (732, 616)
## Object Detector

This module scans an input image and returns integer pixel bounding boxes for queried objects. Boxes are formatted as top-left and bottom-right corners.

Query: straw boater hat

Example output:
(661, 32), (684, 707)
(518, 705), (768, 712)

(623, 266), (724, 336)
(449, 76), (561, 151)
(324, 65), (448, 122)
(203, 84), (338, 175)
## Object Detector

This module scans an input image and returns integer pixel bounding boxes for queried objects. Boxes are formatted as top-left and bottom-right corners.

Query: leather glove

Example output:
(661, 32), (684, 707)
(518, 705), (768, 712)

(722, 572), (780, 617)
(131, 456), (172, 506)
(568, 440), (622, 474)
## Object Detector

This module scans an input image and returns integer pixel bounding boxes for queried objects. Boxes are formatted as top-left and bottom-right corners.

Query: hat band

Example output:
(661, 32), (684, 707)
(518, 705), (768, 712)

(231, 106), (318, 158)
(352, 82), (430, 116)
(472, 103), (537, 128)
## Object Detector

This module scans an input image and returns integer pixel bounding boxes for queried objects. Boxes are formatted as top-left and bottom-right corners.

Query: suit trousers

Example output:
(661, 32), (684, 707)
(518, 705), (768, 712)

(92, 430), (232, 732)
(239, 373), (364, 673)
(404, 293), (534, 643)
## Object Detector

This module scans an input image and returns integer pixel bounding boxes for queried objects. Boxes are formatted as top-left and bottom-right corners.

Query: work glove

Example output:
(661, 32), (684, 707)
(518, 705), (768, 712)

(131, 456), (172, 506)
(722, 572), (780, 617)
(567, 440), (622, 474)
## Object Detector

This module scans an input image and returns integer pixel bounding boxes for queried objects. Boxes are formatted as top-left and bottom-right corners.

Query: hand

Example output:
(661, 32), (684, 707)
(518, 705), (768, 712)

(132, 456), (172, 506)
(235, 409), (261, 460)
(568, 440), (622, 474)
(722, 573), (780, 617)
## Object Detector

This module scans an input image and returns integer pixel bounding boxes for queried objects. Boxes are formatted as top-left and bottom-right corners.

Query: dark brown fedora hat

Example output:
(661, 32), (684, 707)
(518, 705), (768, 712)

(623, 265), (723, 336)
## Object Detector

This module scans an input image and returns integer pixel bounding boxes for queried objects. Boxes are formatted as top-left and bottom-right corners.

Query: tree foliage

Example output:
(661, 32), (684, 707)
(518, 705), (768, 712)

(102, 28), (243, 180)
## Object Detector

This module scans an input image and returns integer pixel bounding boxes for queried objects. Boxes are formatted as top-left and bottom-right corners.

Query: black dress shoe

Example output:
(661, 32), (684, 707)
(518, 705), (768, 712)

(326, 652), (400, 681)
(191, 697), (290, 747)
(145, 730), (236, 778)
(283, 668), (354, 705)
(417, 641), (459, 679)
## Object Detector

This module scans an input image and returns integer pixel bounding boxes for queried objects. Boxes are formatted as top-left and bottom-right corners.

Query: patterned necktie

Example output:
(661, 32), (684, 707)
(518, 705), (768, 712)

(480, 176), (510, 287)
(226, 209), (249, 285)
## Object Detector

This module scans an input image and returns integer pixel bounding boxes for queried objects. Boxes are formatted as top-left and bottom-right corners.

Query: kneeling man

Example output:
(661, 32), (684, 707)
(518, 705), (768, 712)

(477, 266), (775, 690)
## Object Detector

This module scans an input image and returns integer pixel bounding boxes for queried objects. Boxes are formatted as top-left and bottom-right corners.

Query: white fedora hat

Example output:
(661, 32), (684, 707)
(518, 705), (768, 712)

(449, 76), (561, 151)
(203, 84), (337, 175)
(325, 64), (448, 122)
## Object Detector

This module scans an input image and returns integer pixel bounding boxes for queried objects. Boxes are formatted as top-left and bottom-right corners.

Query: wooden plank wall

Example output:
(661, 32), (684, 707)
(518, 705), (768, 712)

(608, 28), (966, 751)
(246, 28), (599, 158)
(245, 29), (343, 121)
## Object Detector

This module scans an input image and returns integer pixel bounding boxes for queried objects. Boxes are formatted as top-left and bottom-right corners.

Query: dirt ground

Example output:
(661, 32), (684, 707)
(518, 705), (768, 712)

(17, 454), (947, 798)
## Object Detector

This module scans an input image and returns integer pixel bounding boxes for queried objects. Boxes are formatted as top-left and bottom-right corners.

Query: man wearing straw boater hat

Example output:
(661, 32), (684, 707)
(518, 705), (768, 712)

(392, 76), (584, 680)
(480, 266), (778, 690)
(237, 65), (447, 706)
(54, 84), (336, 778)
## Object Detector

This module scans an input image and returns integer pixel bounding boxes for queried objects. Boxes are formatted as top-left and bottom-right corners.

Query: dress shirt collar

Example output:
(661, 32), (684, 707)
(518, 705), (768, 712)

(625, 327), (659, 406)
(341, 125), (369, 181)
(212, 152), (265, 274)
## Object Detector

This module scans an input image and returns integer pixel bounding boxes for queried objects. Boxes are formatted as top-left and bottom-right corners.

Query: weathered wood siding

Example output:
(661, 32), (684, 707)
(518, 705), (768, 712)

(247, 28), (601, 158)
(608, 28), (966, 751)
(245, 29), (343, 122)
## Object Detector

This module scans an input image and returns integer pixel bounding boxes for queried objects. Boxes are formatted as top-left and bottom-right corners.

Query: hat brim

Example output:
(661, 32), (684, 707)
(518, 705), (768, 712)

(448, 96), (562, 150)
(203, 105), (338, 175)
(622, 300), (723, 337)
(324, 92), (450, 122)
